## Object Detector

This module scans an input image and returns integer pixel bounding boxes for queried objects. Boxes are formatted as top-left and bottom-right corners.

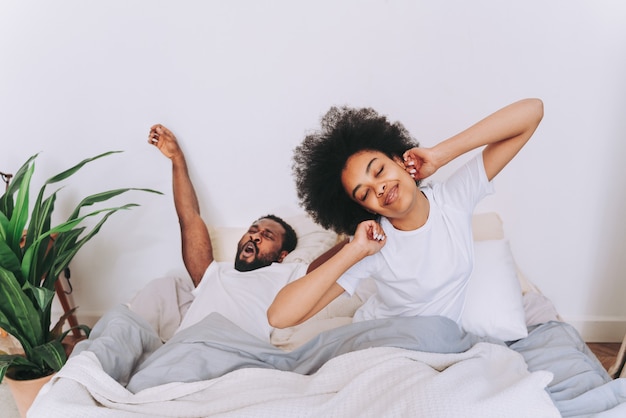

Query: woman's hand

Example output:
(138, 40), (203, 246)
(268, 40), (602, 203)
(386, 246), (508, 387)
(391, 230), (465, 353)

(351, 220), (386, 256)
(403, 147), (439, 180)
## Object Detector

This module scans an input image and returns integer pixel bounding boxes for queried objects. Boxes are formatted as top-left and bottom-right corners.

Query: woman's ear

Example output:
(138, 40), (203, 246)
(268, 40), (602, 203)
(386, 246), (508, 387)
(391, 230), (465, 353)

(392, 155), (406, 168)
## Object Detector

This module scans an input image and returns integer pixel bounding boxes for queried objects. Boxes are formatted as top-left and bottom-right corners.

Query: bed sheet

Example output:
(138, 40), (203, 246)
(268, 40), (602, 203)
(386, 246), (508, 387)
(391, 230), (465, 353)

(29, 304), (626, 417)
(27, 273), (625, 417)
(30, 305), (559, 417)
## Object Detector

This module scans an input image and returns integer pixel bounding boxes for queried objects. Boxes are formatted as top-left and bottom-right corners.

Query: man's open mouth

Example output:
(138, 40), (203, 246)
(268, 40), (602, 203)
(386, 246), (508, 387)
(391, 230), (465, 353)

(242, 240), (257, 257)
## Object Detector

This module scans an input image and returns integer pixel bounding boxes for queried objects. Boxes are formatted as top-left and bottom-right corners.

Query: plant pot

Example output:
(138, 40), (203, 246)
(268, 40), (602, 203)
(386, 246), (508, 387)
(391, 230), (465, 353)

(5, 373), (54, 418)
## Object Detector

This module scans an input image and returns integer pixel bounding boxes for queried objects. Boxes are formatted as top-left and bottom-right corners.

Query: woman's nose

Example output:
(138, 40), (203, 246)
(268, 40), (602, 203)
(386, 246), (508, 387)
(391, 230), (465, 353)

(377, 183), (386, 197)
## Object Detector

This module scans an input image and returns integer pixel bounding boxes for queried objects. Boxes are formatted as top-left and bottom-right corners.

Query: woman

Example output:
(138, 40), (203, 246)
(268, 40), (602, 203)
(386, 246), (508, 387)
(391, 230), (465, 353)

(267, 98), (543, 329)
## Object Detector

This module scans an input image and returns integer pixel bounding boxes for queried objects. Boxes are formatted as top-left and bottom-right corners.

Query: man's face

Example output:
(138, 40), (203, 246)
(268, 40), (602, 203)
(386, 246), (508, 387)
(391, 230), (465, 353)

(234, 218), (288, 272)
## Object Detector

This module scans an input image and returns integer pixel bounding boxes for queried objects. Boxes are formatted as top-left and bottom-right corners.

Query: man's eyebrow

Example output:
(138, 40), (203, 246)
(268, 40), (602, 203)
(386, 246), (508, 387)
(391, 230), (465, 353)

(351, 157), (378, 200)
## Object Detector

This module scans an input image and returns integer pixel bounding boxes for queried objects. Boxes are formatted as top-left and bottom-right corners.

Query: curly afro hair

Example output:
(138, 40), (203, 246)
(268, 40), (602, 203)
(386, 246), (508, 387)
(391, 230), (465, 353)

(293, 106), (420, 235)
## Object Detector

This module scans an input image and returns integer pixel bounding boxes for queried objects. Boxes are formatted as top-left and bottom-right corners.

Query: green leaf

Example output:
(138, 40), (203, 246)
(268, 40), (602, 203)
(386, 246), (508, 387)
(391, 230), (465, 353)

(7, 161), (34, 253)
(0, 154), (37, 218)
(50, 204), (139, 280)
(59, 325), (90, 341)
(0, 211), (9, 241)
(43, 151), (123, 185)
(40, 229), (83, 290)
(0, 360), (7, 382)
(30, 339), (66, 372)
(21, 216), (86, 284)
(68, 187), (162, 221)
(25, 189), (56, 250)
(0, 267), (42, 352)
(0, 354), (41, 382)
(0, 238), (22, 277)
(23, 282), (55, 313)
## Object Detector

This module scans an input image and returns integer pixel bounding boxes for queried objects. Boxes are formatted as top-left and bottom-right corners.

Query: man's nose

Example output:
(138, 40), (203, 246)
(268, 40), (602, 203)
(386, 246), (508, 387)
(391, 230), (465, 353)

(250, 232), (262, 242)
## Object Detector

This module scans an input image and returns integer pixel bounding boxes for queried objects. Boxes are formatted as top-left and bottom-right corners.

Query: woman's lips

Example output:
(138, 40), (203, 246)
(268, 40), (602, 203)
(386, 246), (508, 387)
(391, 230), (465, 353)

(384, 185), (398, 205)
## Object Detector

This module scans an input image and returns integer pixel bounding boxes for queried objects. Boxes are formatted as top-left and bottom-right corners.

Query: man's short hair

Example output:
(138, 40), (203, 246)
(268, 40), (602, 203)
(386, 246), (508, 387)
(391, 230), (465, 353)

(258, 214), (298, 253)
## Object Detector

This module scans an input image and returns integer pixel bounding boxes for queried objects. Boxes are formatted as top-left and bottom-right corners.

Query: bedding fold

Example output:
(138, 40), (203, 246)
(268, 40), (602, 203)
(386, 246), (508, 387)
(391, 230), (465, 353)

(31, 305), (560, 417)
(127, 306), (490, 392)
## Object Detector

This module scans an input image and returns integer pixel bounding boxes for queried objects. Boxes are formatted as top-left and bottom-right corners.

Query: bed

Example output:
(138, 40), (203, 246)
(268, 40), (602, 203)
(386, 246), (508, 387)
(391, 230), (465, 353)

(28, 212), (626, 417)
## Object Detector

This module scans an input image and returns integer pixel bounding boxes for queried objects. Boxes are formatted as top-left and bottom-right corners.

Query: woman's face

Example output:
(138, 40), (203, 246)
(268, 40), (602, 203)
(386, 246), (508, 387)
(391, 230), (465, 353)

(341, 150), (419, 220)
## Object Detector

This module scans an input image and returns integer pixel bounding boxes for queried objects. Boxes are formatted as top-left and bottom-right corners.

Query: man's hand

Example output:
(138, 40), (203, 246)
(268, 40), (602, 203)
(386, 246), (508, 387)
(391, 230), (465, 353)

(148, 124), (182, 160)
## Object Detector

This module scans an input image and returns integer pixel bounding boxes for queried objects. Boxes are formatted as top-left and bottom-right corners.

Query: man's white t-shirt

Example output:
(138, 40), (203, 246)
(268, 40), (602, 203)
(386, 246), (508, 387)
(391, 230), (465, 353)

(176, 261), (308, 342)
(338, 153), (494, 324)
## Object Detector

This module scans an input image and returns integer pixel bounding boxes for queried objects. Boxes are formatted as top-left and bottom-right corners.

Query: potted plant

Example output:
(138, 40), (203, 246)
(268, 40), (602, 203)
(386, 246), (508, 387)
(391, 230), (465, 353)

(0, 151), (160, 413)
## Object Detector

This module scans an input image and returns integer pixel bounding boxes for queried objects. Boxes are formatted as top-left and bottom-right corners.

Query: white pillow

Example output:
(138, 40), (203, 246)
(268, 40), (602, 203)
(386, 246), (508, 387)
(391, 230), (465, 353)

(281, 213), (339, 264)
(472, 212), (505, 241)
(461, 239), (528, 341)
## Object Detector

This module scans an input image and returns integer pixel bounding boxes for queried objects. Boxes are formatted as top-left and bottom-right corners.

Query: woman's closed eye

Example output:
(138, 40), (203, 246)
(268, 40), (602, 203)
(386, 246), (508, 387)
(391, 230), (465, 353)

(359, 166), (384, 201)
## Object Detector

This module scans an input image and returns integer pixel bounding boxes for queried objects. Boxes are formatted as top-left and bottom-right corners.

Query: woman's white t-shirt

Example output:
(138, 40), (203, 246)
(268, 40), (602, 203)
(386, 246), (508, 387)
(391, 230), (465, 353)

(337, 153), (494, 324)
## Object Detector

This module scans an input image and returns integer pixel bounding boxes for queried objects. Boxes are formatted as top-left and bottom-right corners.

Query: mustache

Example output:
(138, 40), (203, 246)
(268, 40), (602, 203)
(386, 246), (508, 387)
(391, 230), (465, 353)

(239, 239), (259, 254)
(245, 240), (259, 251)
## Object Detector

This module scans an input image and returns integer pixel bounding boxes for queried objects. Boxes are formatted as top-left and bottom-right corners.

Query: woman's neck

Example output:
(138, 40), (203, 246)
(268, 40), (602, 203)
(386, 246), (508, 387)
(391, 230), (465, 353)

(389, 190), (430, 231)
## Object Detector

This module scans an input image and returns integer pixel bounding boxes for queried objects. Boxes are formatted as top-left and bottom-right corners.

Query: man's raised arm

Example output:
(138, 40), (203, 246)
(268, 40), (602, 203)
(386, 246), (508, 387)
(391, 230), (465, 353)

(149, 124), (213, 286)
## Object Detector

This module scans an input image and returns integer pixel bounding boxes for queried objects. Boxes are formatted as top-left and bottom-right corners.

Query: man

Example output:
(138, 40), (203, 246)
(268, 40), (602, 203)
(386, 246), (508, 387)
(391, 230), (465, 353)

(143, 124), (338, 343)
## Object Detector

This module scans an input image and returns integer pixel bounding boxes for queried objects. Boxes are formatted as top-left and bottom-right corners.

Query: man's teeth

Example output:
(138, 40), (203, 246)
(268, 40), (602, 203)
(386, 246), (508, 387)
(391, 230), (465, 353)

(244, 242), (256, 254)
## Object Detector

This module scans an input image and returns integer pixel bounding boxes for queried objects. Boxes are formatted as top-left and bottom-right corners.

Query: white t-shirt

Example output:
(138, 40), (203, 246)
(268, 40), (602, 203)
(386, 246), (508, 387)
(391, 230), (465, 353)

(338, 153), (494, 324)
(176, 261), (308, 342)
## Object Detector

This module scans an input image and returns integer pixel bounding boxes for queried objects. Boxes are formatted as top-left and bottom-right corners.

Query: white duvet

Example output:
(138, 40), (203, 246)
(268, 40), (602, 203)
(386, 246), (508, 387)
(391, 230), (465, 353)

(31, 342), (559, 418)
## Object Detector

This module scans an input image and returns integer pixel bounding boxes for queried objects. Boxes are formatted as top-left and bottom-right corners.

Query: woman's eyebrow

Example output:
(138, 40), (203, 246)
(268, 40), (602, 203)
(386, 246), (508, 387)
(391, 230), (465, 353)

(351, 157), (379, 199)
(365, 157), (378, 174)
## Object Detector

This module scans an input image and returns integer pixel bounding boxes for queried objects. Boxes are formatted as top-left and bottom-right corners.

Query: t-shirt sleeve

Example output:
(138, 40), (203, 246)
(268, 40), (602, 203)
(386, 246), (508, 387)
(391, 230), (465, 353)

(437, 152), (494, 211)
(191, 261), (218, 297)
(337, 274), (359, 296)
(336, 254), (377, 296)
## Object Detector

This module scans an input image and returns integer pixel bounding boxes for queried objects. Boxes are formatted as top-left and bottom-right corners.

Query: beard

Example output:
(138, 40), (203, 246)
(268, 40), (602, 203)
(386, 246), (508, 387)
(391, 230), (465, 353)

(234, 241), (281, 272)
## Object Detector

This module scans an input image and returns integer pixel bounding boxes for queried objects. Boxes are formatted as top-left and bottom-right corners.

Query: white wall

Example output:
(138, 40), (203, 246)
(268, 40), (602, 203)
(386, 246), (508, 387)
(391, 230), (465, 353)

(1, 0), (625, 341)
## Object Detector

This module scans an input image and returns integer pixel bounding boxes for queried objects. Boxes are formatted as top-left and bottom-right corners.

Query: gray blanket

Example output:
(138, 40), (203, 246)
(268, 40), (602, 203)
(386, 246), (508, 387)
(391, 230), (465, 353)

(510, 321), (626, 417)
(73, 305), (489, 393)
(69, 305), (626, 416)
